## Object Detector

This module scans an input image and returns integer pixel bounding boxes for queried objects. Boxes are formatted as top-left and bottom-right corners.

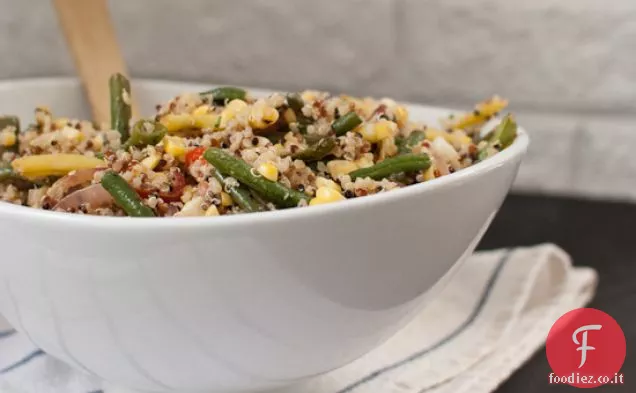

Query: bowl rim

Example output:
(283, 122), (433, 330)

(0, 77), (530, 230)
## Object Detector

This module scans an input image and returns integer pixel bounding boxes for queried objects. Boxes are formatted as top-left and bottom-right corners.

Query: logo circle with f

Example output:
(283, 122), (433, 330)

(546, 308), (626, 388)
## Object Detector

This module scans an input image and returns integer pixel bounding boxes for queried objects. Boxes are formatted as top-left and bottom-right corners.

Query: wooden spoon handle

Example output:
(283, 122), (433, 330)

(53, 0), (139, 125)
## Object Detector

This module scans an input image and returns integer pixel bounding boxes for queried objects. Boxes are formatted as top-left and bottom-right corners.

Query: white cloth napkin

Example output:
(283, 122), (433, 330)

(0, 244), (597, 393)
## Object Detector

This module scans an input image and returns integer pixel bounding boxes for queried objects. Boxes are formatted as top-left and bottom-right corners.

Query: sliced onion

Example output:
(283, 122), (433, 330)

(431, 137), (460, 172)
(47, 168), (102, 202)
(53, 184), (114, 212)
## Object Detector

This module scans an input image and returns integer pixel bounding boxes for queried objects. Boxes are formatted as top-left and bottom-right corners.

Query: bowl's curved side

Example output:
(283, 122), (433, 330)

(0, 79), (527, 392)
(0, 157), (522, 392)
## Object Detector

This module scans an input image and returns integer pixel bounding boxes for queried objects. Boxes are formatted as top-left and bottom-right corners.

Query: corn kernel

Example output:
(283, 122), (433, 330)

(301, 91), (318, 103)
(219, 99), (248, 129)
(283, 108), (297, 124)
(381, 98), (398, 107)
(205, 205), (220, 216)
(53, 118), (69, 129)
(273, 143), (286, 155)
(257, 162), (279, 181)
(249, 105), (279, 129)
(263, 106), (279, 125)
(315, 176), (341, 192)
(326, 160), (359, 178)
(141, 152), (161, 170)
(426, 128), (469, 147)
(423, 164), (436, 181)
(160, 114), (195, 132)
(163, 136), (187, 160)
(309, 187), (345, 206)
(378, 119), (398, 138)
(181, 185), (196, 203)
(356, 124), (373, 142)
(221, 192), (233, 206)
(316, 187), (344, 201)
(357, 119), (397, 143)
(354, 153), (374, 169)
(91, 135), (104, 150)
(219, 109), (234, 129)
(450, 96), (509, 130)
(61, 126), (83, 142)
(193, 114), (221, 130)
(425, 128), (443, 140)
(176, 197), (205, 217)
(192, 104), (212, 116)
(450, 129), (472, 146)
(226, 99), (248, 113)
(0, 129), (16, 147)
(393, 106), (409, 128)
(378, 137), (398, 159)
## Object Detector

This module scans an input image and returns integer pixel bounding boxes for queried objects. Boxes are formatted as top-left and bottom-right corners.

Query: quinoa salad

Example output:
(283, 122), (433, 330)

(0, 74), (518, 217)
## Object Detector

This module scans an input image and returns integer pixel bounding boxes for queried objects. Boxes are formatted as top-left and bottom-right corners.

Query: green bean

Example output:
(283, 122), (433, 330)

(212, 170), (265, 213)
(482, 128), (495, 143)
(94, 152), (105, 160)
(0, 116), (20, 153)
(407, 131), (426, 147)
(204, 148), (309, 208)
(397, 130), (425, 154)
(394, 136), (405, 151)
(263, 131), (286, 144)
(0, 165), (13, 179)
(286, 93), (313, 132)
(477, 148), (489, 161)
(388, 172), (413, 184)
(248, 189), (271, 208)
(303, 134), (323, 144)
(305, 161), (320, 173)
(0, 165), (34, 190)
(488, 115), (517, 149)
(292, 137), (336, 161)
(200, 87), (246, 104)
(349, 153), (431, 180)
(286, 93), (304, 113)
(100, 171), (155, 217)
(109, 73), (132, 142)
(297, 123), (308, 134)
(477, 115), (517, 162)
(0, 116), (21, 131)
(332, 112), (362, 136)
(122, 120), (167, 150)
(0, 163), (54, 189)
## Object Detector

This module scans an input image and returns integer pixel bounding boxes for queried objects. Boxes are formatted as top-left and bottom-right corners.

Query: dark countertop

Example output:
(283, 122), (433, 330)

(477, 194), (634, 392)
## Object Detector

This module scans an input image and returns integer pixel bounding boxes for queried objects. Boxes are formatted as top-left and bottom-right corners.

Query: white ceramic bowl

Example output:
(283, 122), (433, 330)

(0, 79), (528, 393)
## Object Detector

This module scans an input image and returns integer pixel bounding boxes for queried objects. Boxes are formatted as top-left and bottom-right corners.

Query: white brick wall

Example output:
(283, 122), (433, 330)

(572, 116), (636, 200)
(511, 112), (578, 196)
(396, 0), (636, 112)
(0, 0), (634, 201)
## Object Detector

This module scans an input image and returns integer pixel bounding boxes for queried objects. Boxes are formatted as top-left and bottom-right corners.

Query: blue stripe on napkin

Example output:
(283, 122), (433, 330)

(0, 349), (45, 375)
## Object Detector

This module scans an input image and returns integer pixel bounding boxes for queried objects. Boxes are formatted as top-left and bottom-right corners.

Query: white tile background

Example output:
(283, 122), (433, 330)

(1, 0), (634, 201)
